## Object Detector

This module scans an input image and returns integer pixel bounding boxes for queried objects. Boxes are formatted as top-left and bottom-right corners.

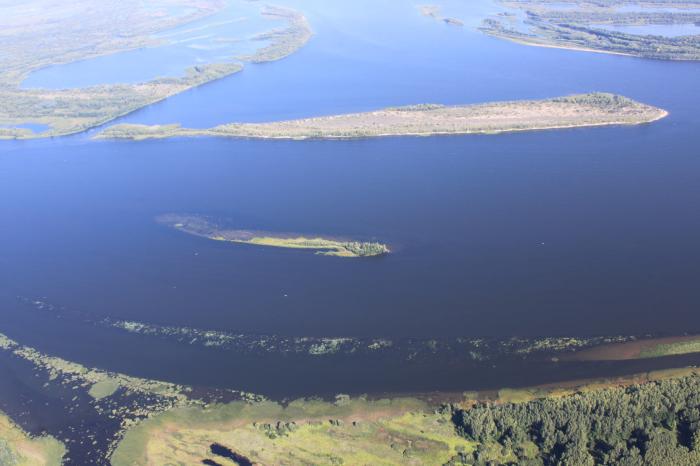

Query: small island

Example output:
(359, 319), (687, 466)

(96, 93), (668, 141)
(158, 214), (389, 258)
(418, 5), (464, 26)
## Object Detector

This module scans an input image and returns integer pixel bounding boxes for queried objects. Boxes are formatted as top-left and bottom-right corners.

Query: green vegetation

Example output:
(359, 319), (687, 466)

(453, 370), (700, 465)
(567, 335), (700, 361)
(242, 6), (313, 62)
(0, 333), (187, 403)
(0, 331), (264, 464)
(96, 92), (667, 140)
(243, 235), (390, 257)
(111, 397), (474, 466)
(88, 378), (122, 401)
(0, 63), (244, 139)
(483, 0), (700, 60)
(159, 214), (390, 257)
(6, 325), (700, 466)
(0, 412), (65, 466)
(640, 338), (700, 358)
(0, 2), (312, 139)
(110, 368), (700, 466)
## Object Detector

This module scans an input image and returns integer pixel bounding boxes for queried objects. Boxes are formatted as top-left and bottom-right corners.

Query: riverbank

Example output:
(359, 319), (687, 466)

(2, 325), (700, 465)
(95, 93), (668, 140)
(111, 367), (700, 466)
(0, 410), (65, 466)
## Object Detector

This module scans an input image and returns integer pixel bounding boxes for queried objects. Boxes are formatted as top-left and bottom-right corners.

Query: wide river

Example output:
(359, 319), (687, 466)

(1, 0), (700, 398)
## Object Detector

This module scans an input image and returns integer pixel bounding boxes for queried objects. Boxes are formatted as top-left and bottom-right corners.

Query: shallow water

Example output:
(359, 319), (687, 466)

(2, 0), (700, 399)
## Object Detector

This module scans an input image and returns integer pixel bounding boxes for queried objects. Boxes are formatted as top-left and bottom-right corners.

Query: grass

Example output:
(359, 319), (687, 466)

(567, 335), (700, 361)
(88, 378), (122, 400)
(471, 367), (700, 408)
(639, 338), (700, 359)
(110, 397), (475, 466)
(0, 411), (65, 466)
(111, 367), (700, 465)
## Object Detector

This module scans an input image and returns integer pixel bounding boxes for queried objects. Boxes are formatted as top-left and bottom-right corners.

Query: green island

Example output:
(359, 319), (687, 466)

(95, 93), (667, 140)
(157, 214), (390, 257)
(0, 410), (65, 466)
(0, 1), (312, 140)
(567, 334), (700, 361)
(482, 0), (700, 60)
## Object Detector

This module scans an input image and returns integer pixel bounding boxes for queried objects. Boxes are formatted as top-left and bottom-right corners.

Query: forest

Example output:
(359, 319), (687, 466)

(452, 374), (700, 465)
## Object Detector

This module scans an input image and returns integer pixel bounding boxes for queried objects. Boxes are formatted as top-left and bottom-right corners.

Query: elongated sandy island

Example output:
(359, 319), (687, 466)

(158, 214), (389, 258)
(96, 93), (667, 141)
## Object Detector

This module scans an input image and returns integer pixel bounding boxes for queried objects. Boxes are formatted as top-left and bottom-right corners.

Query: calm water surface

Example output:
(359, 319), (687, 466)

(1, 0), (700, 397)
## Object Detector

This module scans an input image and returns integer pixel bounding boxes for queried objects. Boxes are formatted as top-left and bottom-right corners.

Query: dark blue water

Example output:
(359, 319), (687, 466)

(2, 0), (700, 397)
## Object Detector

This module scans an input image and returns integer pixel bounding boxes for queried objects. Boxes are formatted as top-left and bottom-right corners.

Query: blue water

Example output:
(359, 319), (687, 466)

(2, 0), (700, 397)
(20, 0), (284, 89)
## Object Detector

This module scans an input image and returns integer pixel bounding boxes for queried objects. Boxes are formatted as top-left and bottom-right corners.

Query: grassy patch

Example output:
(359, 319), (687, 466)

(111, 397), (474, 465)
(0, 411), (65, 466)
(639, 338), (700, 359)
(88, 378), (121, 400)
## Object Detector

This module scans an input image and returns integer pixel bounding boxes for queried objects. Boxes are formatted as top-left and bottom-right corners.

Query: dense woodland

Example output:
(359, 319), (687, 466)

(451, 375), (700, 465)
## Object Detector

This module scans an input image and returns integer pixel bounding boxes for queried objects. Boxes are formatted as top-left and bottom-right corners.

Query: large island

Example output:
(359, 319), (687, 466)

(96, 93), (667, 140)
